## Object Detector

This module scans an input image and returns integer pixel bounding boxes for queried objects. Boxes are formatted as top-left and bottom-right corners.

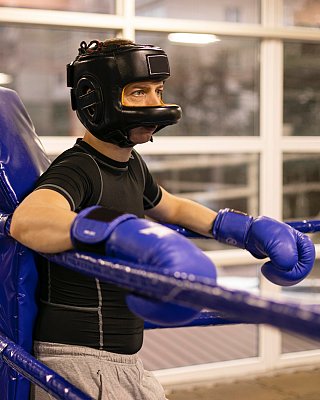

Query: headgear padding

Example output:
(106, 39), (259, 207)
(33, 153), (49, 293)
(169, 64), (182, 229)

(67, 40), (182, 147)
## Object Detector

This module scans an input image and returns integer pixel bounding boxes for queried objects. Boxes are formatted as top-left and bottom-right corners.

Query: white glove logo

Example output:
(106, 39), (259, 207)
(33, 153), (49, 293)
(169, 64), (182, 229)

(139, 225), (174, 239)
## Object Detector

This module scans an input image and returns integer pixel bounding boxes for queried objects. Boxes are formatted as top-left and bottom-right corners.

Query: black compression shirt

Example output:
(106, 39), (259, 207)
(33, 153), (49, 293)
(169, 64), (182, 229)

(33, 139), (162, 354)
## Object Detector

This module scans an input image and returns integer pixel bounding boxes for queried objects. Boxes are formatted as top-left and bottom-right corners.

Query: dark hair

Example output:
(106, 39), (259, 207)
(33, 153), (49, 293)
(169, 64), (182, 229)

(77, 38), (135, 58)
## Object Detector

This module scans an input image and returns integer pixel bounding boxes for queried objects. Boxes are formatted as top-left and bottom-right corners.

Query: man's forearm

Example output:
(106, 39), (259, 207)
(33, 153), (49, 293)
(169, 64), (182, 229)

(170, 197), (217, 237)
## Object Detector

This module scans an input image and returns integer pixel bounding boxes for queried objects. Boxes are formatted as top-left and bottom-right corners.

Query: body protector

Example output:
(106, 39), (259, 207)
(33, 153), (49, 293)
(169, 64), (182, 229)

(67, 40), (182, 147)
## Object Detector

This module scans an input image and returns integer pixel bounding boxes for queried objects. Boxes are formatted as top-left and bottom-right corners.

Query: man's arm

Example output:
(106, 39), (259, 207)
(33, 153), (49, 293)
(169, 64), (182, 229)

(10, 185), (315, 287)
(146, 187), (315, 286)
(10, 189), (76, 253)
(145, 187), (217, 237)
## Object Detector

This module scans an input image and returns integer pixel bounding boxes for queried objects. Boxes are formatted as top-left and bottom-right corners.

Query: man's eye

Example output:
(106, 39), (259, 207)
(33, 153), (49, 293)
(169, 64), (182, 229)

(132, 90), (144, 96)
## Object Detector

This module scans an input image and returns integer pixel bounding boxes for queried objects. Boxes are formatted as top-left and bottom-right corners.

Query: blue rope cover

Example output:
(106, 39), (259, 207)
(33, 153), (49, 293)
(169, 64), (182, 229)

(45, 251), (320, 341)
(0, 332), (92, 400)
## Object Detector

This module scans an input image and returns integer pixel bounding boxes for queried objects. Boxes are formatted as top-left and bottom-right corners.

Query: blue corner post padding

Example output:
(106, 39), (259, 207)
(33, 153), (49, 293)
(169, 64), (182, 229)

(0, 86), (50, 399)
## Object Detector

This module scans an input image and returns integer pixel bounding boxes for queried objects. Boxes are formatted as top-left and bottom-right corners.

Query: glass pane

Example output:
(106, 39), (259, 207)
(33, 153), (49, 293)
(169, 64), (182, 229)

(0, 26), (116, 136)
(137, 32), (260, 136)
(145, 153), (259, 251)
(141, 263), (259, 370)
(283, 151), (320, 353)
(283, 153), (320, 246)
(0, 0), (115, 13)
(136, 0), (261, 23)
(283, 42), (320, 136)
(284, 0), (320, 28)
(281, 259), (320, 354)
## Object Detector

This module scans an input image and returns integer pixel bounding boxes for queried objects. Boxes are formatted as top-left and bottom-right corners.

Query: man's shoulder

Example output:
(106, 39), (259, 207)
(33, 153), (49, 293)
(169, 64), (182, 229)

(51, 144), (97, 167)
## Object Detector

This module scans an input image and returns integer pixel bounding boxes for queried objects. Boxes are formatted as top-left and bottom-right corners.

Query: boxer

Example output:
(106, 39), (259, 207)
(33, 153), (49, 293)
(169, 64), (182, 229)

(10, 38), (315, 400)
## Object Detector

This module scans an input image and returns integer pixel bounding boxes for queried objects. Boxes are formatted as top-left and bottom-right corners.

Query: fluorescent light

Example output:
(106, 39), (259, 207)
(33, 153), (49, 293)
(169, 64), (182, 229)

(0, 73), (12, 85)
(168, 33), (220, 45)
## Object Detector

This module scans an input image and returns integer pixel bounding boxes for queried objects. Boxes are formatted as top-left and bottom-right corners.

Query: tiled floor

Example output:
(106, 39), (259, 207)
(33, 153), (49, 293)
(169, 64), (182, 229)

(166, 368), (320, 400)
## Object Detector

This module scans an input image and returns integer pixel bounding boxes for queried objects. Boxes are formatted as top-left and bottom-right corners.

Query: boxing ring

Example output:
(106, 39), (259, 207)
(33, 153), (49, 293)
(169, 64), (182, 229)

(1, 85), (320, 399)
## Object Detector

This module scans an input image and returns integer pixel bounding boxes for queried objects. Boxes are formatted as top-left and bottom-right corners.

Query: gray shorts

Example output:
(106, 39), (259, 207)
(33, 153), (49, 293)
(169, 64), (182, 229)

(30, 341), (167, 400)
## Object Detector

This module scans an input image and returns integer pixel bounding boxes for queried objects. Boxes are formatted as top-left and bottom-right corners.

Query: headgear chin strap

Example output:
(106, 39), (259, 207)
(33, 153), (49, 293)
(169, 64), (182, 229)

(67, 40), (182, 147)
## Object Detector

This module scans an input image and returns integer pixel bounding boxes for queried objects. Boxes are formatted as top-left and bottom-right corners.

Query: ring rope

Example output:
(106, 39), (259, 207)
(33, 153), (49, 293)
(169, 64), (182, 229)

(144, 310), (240, 329)
(45, 251), (320, 341)
(163, 219), (320, 238)
(0, 332), (92, 400)
(1, 215), (320, 398)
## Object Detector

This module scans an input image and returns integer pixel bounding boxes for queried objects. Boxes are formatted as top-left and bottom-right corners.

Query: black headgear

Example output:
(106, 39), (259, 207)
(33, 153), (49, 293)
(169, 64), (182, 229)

(67, 40), (182, 147)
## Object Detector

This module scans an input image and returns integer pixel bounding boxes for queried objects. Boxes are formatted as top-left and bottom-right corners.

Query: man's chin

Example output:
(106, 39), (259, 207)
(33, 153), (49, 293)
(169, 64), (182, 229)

(130, 133), (153, 144)
(129, 126), (156, 144)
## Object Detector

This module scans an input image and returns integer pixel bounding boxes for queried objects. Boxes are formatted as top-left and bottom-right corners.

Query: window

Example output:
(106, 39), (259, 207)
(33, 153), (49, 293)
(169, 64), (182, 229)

(281, 259), (320, 354)
(135, 0), (260, 23)
(0, 0), (115, 13)
(283, 42), (320, 136)
(145, 153), (259, 251)
(0, 26), (115, 136)
(284, 0), (320, 28)
(283, 153), (320, 240)
(137, 32), (260, 136)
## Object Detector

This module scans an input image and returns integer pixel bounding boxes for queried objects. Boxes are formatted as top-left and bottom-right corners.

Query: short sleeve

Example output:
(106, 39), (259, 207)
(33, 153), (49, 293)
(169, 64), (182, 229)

(35, 152), (102, 211)
(133, 151), (162, 210)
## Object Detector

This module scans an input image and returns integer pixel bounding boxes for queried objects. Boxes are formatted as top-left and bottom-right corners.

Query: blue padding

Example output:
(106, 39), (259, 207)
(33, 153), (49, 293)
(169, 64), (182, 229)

(0, 86), (50, 399)
(0, 332), (92, 400)
(0, 87), (49, 212)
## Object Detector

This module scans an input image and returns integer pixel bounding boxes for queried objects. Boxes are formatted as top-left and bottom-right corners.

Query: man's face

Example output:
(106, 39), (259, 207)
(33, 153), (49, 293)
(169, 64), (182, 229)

(122, 80), (164, 144)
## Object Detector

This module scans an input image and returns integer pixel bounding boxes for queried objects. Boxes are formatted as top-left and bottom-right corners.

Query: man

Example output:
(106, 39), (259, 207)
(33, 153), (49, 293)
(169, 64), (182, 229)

(10, 38), (315, 399)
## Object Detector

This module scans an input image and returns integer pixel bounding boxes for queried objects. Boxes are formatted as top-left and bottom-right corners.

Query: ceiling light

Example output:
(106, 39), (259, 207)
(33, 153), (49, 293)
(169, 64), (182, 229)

(0, 73), (12, 85)
(168, 33), (220, 45)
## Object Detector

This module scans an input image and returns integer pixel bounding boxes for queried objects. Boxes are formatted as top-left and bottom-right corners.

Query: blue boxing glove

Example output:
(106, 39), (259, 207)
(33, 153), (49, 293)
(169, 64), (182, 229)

(212, 208), (315, 286)
(71, 206), (217, 325)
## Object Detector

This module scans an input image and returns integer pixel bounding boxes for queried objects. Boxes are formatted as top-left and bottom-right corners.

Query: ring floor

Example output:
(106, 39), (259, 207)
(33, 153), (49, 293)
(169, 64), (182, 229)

(166, 367), (320, 399)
